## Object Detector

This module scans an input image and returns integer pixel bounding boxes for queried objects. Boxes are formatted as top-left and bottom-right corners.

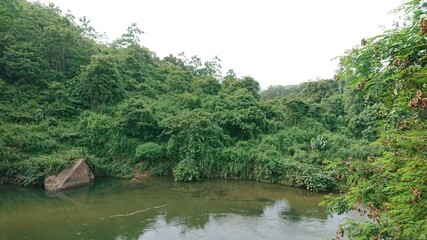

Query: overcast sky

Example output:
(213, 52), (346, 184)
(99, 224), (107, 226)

(40, 0), (402, 89)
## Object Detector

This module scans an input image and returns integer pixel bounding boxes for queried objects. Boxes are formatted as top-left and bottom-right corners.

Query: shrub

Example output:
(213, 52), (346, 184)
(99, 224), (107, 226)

(219, 144), (254, 180)
(135, 142), (164, 160)
(281, 160), (336, 192)
(310, 134), (327, 151)
(76, 54), (124, 107)
(254, 157), (284, 183)
(88, 157), (133, 178)
(117, 98), (160, 139)
(173, 158), (201, 182)
(78, 111), (120, 156)
(150, 161), (174, 176)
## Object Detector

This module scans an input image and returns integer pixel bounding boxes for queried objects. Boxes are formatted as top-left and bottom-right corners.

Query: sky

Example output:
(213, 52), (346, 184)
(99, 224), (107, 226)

(40, 0), (402, 89)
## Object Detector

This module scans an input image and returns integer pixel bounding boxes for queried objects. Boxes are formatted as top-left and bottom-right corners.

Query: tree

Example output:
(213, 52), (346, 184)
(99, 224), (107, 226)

(261, 85), (299, 100)
(78, 16), (107, 43)
(0, 0), (19, 61)
(1, 42), (50, 84)
(115, 44), (158, 87)
(0, 0), (96, 82)
(299, 79), (339, 103)
(160, 110), (226, 180)
(222, 76), (261, 99)
(323, 1), (427, 239)
(76, 53), (124, 107)
(113, 23), (144, 48)
(192, 76), (221, 95)
(155, 55), (197, 94)
(117, 98), (160, 139)
(2, 0), (410, 209)
(210, 89), (267, 140)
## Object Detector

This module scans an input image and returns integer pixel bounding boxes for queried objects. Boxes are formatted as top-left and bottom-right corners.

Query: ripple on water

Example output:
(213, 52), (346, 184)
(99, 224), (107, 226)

(0, 178), (350, 240)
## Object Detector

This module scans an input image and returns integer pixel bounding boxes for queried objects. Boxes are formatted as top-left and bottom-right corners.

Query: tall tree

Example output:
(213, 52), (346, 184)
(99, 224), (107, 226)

(76, 53), (124, 107)
(113, 23), (144, 48)
(324, 1), (427, 239)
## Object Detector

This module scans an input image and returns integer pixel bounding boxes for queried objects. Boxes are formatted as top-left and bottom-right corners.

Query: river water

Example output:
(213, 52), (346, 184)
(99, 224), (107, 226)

(0, 177), (347, 240)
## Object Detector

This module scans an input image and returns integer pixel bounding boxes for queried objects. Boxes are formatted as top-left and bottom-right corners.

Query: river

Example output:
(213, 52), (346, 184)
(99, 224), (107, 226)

(0, 177), (348, 240)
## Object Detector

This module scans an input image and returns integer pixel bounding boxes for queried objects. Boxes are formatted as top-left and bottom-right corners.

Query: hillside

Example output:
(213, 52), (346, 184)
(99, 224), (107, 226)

(0, 0), (378, 191)
(0, 0), (426, 238)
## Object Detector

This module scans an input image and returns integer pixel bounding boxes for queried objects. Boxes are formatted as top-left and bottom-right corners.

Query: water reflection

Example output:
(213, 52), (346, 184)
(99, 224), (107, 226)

(45, 185), (91, 206)
(0, 177), (346, 240)
(134, 200), (346, 240)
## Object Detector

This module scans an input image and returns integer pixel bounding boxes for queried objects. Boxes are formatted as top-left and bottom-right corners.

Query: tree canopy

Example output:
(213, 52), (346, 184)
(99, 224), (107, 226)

(322, 1), (427, 239)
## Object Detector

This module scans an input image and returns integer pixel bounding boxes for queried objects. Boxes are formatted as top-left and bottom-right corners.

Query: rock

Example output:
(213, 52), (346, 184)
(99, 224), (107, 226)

(130, 178), (141, 184)
(44, 159), (94, 192)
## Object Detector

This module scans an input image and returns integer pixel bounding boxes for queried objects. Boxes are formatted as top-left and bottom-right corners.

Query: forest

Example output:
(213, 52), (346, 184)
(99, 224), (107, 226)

(0, 0), (426, 239)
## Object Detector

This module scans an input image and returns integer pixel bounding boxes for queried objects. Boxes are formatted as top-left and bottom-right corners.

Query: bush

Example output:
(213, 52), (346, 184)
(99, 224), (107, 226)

(173, 158), (201, 182)
(150, 161), (174, 176)
(310, 134), (327, 151)
(219, 143), (254, 180)
(88, 157), (133, 178)
(281, 160), (336, 192)
(117, 98), (160, 139)
(76, 54), (124, 107)
(135, 142), (164, 160)
(12, 159), (45, 186)
(78, 112), (120, 156)
(254, 157), (284, 183)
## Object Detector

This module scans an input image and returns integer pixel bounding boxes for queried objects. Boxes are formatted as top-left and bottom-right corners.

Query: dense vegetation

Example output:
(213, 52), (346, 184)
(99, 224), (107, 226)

(0, 0), (425, 239)
(322, 1), (427, 239)
(0, 0), (376, 192)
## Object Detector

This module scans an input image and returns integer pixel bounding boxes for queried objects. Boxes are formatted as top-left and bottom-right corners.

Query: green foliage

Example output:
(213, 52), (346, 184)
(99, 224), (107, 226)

(0, 0), (397, 210)
(135, 142), (164, 160)
(222, 76), (261, 99)
(117, 98), (160, 139)
(2, 146), (89, 186)
(162, 109), (226, 177)
(310, 134), (327, 151)
(281, 160), (336, 192)
(114, 44), (159, 89)
(253, 152), (284, 184)
(173, 158), (201, 182)
(348, 103), (381, 141)
(322, 1), (427, 239)
(2, 42), (50, 84)
(261, 85), (298, 100)
(220, 143), (254, 180)
(31, 148), (88, 175)
(0, 0), (96, 82)
(157, 55), (196, 94)
(299, 80), (339, 103)
(76, 53), (124, 107)
(210, 89), (268, 140)
(192, 76), (221, 95)
(43, 81), (79, 118)
(149, 161), (174, 176)
(89, 157), (133, 178)
(78, 112), (116, 149)
(112, 23), (144, 48)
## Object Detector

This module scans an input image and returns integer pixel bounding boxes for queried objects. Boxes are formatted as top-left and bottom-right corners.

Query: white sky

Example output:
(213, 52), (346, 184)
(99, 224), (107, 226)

(40, 0), (402, 89)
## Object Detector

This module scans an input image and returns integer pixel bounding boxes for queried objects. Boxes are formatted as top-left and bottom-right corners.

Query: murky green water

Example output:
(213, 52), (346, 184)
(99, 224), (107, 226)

(0, 177), (347, 240)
